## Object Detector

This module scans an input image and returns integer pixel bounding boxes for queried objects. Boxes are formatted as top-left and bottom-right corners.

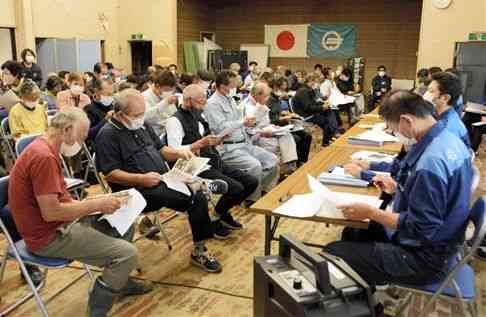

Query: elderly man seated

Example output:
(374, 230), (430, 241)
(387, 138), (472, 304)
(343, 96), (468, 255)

(95, 88), (224, 273)
(242, 81), (299, 173)
(204, 71), (279, 202)
(323, 91), (472, 311)
(166, 84), (258, 234)
(9, 108), (152, 317)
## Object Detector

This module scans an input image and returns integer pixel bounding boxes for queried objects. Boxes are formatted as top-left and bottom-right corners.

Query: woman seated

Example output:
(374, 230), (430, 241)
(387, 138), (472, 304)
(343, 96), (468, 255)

(56, 72), (91, 110)
(41, 75), (66, 110)
(9, 80), (48, 140)
(334, 67), (359, 126)
(268, 77), (312, 165)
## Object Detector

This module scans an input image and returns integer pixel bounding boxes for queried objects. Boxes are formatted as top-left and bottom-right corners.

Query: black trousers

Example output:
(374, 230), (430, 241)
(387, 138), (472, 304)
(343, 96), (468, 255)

(471, 123), (486, 152)
(291, 129), (312, 164)
(323, 222), (450, 286)
(333, 102), (354, 126)
(199, 162), (258, 216)
(367, 94), (382, 113)
(308, 111), (338, 145)
(140, 183), (213, 242)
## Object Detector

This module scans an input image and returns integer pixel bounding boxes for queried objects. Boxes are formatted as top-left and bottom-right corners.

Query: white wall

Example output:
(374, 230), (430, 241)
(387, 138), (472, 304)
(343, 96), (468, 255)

(0, 0), (16, 27)
(417, 0), (486, 70)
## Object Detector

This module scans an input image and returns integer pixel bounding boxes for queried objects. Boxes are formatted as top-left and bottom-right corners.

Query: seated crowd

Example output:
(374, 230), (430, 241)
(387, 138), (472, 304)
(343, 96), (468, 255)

(0, 52), (484, 316)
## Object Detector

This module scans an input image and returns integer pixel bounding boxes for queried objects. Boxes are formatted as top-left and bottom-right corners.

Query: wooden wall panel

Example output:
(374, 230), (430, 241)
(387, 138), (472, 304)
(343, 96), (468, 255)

(177, 0), (212, 70)
(177, 0), (422, 87)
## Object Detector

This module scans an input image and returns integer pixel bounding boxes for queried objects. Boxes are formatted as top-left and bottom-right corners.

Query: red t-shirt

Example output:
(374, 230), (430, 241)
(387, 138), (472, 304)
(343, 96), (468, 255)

(8, 137), (71, 252)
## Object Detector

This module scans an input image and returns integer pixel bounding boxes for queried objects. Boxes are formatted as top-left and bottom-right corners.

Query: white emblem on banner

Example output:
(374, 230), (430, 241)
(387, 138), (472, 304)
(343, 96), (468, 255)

(321, 31), (343, 51)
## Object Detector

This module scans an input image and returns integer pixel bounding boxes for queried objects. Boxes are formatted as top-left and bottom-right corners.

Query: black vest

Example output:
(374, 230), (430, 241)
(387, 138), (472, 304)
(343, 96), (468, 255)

(173, 108), (223, 170)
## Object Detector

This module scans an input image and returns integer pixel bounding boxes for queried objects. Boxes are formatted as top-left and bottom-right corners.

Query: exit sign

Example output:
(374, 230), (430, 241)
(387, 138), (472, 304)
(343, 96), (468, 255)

(469, 32), (486, 41)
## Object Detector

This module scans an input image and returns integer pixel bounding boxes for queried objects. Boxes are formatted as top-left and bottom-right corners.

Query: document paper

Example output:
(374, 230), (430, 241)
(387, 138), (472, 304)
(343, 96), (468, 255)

(99, 188), (147, 236)
(273, 175), (382, 220)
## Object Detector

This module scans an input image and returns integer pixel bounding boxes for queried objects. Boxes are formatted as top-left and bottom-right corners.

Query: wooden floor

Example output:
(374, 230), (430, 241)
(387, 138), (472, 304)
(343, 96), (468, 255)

(0, 133), (485, 317)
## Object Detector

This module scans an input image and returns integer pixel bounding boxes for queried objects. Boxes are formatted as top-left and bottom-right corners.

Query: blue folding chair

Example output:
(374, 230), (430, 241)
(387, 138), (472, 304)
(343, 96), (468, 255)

(0, 176), (94, 316)
(393, 197), (485, 317)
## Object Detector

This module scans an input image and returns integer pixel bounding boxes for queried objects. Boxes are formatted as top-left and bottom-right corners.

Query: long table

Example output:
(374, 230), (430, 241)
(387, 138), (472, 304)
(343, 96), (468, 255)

(248, 110), (402, 255)
(331, 122), (403, 153)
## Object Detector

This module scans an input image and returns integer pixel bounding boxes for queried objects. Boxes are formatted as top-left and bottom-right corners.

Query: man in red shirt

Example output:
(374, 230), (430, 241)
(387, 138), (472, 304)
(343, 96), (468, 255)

(9, 108), (152, 317)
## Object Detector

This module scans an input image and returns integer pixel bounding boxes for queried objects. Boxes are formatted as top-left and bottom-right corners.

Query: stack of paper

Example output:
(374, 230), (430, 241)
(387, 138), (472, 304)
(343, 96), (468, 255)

(348, 129), (398, 147)
(351, 151), (396, 164)
(329, 87), (356, 108)
(273, 175), (382, 219)
(319, 167), (370, 188)
(266, 125), (294, 136)
(465, 102), (486, 115)
(161, 157), (211, 196)
(99, 188), (147, 236)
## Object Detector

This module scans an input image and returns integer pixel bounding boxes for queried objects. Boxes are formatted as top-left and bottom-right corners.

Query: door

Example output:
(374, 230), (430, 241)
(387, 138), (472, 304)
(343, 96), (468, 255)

(130, 41), (152, 75)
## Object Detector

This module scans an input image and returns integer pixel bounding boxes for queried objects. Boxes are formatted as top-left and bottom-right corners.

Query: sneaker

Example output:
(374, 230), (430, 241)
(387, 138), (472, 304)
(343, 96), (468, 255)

(138, 216), (160, 239)
(204, 179), (229, 195)
(212, 220), (232, 239)
(119, 278), (153, 297)
(477, 246), (486, 261)
(220, 213), (243, 230)
(21, 264), (44, 287)
(191, 253), (222, 273)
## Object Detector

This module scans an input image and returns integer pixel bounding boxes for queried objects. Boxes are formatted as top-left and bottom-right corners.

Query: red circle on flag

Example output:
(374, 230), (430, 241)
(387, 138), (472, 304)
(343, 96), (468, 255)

(276, 31), (295, 51)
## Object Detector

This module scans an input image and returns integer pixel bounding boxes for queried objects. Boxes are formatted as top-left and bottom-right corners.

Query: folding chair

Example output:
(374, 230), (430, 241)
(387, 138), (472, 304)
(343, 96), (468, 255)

(81, 143), (104, 186)
(96, 171), (174, 251)
(15, 134), (90, 199)
(1, 117), (17, 162)
(392, 197), (486, 317)
(0, 176), (95, 317)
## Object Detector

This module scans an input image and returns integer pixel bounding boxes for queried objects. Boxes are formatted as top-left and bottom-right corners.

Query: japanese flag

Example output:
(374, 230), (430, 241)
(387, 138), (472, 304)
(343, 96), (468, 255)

(264, 24), (308, 58)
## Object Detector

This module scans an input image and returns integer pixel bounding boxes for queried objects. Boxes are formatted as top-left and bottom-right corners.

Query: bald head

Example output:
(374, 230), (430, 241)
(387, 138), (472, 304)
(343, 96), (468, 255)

(250, 81), (271, 105)
(183, 84), (207, 110)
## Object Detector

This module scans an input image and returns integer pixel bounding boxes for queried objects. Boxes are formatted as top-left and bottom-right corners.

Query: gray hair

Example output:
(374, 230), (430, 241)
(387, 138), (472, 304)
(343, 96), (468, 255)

(50, 107), (88, 130)
(113, 88), (141, 113)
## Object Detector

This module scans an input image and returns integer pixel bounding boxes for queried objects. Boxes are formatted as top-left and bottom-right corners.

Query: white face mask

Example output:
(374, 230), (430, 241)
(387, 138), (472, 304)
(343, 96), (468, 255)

(378, 71), (386, 77)
(100, 95), (114, 106)
(422, 91), (436, 106)
(161, 91), (173, 99)
(395, 131), (417, 147)
(25, 55), (35, 63)
(70, 84), (83, 96)
(124, 116), (145, 130)
(60, 142), (82, 157)
(229, 88), (237, 97)
(24, 101), (37, 109)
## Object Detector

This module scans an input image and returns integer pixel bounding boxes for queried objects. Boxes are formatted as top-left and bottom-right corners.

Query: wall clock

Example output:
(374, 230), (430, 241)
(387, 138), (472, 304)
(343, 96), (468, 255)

(433, 0), (452, 9)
